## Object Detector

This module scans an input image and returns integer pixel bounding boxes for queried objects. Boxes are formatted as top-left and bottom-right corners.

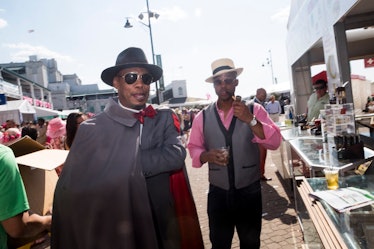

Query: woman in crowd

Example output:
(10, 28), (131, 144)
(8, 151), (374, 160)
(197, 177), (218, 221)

(46, 117), (66, 176)
(64, 112), (87, 150)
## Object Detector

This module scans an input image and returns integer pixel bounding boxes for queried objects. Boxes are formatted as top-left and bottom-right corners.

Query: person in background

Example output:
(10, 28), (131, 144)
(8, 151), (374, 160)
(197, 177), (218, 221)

(36, 118), (47, 145)
(51, 47), (203, 249)
(182, 108), (192, 144)
(45, 117), (66, 176)
(1, 120), (21, 144)
(188, 57), (281, 249)
(46, 117), (66, 150)
(64, 112), (87, 150)
(21, 121), (38, 140)
(251, 88), (272, 181)
(265, 95), (282, 122)
(307, 79), (330, 121)
(0, 144), (51, 249)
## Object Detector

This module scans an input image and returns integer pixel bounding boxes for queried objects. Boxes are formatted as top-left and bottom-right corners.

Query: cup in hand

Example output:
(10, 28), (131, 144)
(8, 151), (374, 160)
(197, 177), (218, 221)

(324, 168), (339, 190)
(218, 146), (230, 166)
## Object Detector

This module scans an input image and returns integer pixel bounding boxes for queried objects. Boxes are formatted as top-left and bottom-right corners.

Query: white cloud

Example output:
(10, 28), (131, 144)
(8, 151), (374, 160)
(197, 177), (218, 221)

(0, 18), (7, 29)
(271, 6), (290, 23)
(194, 8), (202, 18)
(2, 42), (73, 63)
(159, 6), (188, 22)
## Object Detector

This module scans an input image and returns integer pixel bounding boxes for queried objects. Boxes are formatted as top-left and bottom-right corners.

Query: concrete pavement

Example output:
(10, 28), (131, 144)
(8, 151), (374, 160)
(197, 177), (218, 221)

(185, 147), (305, 249)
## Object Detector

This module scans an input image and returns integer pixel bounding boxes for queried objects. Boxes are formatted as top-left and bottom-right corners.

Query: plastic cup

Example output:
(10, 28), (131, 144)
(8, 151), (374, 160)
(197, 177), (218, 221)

(324, 168), (339, 190)
(218, 146), (230, 166)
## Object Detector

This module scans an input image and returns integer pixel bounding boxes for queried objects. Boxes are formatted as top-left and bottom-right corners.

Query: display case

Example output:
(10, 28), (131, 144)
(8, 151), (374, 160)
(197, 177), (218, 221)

(296, 175), (374, 249)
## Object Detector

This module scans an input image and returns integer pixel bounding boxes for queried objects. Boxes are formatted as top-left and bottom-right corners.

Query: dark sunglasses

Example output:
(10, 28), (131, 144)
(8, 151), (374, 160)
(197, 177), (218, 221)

(119, 73), (153, 85)
(213, 78), (236, 85)
(313, 85), (326, 91)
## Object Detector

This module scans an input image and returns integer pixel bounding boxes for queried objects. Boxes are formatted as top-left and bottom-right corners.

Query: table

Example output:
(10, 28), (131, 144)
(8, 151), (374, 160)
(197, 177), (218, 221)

(296, 175), (374, 249)
(279, 127), (313, 181)
(356, 118), (374, 138)
(288, 137), (374, 177)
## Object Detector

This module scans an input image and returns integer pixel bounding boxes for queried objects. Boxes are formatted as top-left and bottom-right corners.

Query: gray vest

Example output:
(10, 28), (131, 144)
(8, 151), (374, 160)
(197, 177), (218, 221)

(203, 104), (260, 190)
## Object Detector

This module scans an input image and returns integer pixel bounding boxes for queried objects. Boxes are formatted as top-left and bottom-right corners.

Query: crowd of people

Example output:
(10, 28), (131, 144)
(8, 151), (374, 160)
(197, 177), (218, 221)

(0, 112), (90, 248)
(0, 47), (288, 249)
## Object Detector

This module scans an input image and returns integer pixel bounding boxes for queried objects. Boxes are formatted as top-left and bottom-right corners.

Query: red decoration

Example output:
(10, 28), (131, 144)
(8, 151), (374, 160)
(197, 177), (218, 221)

(364, 58), (374, 68)
(172, 112), (181, 133)
(134, 105), (157, 124)
(170, 169), (204, 249)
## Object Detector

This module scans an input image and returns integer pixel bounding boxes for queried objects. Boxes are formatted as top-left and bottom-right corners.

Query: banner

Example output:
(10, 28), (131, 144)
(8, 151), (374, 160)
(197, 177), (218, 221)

(0, 93), (6, 105)
(156, 55), (165, 91)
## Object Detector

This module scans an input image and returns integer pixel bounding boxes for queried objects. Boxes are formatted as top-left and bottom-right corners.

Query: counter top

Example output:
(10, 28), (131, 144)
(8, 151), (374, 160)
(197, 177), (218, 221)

(288, 138), (374, 175)
(281, 127), (318, 141)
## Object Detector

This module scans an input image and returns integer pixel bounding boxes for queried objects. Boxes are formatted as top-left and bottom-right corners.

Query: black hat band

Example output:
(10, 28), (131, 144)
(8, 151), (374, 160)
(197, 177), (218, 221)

(213, 65), (233, 75)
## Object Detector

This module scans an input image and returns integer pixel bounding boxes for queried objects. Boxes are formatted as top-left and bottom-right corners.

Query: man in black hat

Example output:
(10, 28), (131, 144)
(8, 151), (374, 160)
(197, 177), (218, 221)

(188, 58), (282, 249)
(51, 47), (203, 249)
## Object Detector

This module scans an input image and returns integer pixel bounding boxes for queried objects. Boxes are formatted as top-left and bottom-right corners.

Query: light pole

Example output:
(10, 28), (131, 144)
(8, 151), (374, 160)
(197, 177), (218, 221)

(262, 49), (277, 85)
(124, 0), (160, 104)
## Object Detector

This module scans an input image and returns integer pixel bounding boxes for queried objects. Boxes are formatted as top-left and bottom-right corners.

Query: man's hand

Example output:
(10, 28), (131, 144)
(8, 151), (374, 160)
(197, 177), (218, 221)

(200, 149), (229, 166)
(232, 100), (253, 124)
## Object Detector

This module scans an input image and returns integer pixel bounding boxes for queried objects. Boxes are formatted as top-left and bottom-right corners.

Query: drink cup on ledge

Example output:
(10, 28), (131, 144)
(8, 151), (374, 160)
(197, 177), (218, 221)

(324, 168), (339, 190)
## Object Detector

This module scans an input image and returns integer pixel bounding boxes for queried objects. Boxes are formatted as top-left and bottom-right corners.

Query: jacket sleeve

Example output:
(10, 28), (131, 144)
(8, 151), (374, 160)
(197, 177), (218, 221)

(141, 109), (187, 177)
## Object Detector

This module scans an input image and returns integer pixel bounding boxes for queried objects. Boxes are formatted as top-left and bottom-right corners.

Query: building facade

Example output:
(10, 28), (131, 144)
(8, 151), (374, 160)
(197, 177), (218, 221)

(1, 55), (196, 116)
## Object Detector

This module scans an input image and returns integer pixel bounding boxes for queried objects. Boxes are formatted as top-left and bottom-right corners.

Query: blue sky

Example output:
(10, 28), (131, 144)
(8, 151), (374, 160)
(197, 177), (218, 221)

(1, 1), (373, 101)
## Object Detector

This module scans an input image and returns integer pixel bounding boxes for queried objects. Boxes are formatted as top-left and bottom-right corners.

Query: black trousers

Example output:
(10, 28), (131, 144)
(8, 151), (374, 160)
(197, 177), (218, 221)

(208, 181), (262, 249)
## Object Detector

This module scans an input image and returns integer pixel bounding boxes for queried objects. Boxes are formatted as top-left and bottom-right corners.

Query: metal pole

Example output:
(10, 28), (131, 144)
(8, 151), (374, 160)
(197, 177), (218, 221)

(146, 0), (160, 104)
(269, 50), (275, 85)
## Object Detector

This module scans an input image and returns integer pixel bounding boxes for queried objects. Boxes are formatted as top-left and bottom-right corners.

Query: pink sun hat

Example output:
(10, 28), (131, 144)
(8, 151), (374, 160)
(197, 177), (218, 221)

(47, 117), (66, 139)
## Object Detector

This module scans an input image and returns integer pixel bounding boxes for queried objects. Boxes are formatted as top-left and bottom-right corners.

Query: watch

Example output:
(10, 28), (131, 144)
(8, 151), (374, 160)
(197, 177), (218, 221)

(249, 115), (257, 127)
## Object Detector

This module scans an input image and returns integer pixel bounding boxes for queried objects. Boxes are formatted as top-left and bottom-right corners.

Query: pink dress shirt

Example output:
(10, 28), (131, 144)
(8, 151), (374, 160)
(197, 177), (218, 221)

(187, 102), (281, 168)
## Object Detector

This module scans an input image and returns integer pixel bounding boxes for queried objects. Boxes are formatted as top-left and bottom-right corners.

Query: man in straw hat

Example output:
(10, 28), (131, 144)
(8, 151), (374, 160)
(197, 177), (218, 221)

(51, 47), (203, 249)
(187, 57), (281, 248)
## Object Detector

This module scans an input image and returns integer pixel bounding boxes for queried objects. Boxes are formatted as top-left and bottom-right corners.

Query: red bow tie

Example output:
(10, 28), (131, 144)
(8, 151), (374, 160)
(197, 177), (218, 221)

(134, 105), (157, 124)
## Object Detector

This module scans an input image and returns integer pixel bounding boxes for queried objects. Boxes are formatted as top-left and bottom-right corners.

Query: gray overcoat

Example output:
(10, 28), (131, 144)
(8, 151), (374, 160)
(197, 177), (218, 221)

(51, 97), (186, 249)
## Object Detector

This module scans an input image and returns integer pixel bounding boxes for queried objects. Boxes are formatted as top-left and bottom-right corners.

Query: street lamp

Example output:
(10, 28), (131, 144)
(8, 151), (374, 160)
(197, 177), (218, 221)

(124, 0), (161, 104)
(262, 49), (277, 85)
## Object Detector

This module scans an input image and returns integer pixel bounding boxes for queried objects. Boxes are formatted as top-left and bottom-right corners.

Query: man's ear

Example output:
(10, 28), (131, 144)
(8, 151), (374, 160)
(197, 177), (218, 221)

(234, 79), (239, 87)
(112, 77), (119, 89)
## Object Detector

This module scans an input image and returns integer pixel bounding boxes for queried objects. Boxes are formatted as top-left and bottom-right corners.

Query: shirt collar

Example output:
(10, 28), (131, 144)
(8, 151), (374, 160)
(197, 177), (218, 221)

(118, 100), (142, 113)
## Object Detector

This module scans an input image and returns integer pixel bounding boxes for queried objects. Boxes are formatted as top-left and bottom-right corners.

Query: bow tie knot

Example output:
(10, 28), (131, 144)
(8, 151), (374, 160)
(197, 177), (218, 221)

(134, 105), (157, 124)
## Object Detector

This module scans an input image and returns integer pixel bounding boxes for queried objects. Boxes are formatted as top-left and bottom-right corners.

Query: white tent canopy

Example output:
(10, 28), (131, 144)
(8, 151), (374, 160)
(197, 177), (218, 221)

(0, 100), (36, 124)
(34, 106), (62, 120)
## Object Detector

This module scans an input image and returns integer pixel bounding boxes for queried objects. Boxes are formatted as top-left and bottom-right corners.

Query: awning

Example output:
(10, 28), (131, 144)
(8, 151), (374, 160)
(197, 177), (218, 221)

(34, 106), (61, 120)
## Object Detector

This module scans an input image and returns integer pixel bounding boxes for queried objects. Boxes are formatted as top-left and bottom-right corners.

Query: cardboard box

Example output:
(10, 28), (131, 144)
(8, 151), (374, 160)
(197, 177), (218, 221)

(6, 136), (68, 248)
(6, 136), (69, 215)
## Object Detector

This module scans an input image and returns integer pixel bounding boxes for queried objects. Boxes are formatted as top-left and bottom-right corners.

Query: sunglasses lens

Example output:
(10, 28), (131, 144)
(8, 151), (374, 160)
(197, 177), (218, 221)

(224, 78), (234, 84)
(124, 73), (137, 84)
(314, 86), (324, 90)
(142, 74), (153, 85)
(213, 78), (234, 85)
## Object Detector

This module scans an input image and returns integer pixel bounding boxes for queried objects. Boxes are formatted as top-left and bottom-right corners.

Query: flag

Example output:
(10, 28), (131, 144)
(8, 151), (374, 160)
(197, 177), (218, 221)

(364, 58), (374, 68)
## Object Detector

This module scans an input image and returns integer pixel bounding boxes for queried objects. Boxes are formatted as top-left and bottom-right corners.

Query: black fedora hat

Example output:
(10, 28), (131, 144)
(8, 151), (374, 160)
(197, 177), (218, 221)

(101, 47), (163, 86)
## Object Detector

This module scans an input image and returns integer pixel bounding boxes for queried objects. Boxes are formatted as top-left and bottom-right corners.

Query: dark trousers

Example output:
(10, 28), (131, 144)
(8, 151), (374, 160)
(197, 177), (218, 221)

(208, 181), (262, 249)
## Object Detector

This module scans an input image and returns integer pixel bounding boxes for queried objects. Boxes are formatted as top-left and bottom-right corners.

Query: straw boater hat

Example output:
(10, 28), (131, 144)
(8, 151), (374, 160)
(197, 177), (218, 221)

(46, 117), (66, 139)
(101, 47), (163, 86)
(205, 58), (243, 83)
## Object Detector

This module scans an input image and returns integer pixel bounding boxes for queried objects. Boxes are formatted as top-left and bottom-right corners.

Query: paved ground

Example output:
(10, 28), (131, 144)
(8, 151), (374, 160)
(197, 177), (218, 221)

(31, 130), (306, 249)
(185, 147), (305, 249)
